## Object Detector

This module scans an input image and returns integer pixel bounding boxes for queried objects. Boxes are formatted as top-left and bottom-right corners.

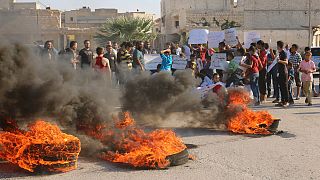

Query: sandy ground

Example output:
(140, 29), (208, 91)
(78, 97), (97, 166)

(1, 93), (320, 180)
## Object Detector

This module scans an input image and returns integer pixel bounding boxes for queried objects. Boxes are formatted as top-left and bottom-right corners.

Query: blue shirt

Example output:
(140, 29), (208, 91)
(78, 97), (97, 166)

(160, 54), (173, 71)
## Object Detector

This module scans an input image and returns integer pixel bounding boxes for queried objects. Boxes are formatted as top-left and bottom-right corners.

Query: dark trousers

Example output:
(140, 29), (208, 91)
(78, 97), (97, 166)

(258, 68), (267, 95)
(271, 67), (280, 100)
(267, 71), (272, 95)
(288, 81), (294, 102)
(278, 73), (289, 103)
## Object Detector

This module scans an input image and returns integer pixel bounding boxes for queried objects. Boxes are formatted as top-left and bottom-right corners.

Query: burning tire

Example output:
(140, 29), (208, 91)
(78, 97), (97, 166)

(166, 149), (189, 166)
(0, 121), (81, 173)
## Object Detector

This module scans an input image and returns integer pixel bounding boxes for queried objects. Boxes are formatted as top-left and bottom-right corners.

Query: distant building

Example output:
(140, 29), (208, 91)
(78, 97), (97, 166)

(0, 1), (156, 50)
(160, 0), (320, 48)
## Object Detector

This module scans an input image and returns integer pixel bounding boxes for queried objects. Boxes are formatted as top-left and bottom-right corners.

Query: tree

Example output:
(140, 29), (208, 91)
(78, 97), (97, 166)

(95, 16), (157, 45)
(220, 19), (241, 30)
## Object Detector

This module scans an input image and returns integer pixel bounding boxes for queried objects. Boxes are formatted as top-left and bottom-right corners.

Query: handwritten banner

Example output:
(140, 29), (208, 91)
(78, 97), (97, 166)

(244, 31), (261, 48)
(144, 54), (163, 70)
(188, 29), (209, 45)
(224, 28), (238, 46)
(210, 53), (227, 70)
(172, 56), (188, 70)
(208, 31), (225, 48)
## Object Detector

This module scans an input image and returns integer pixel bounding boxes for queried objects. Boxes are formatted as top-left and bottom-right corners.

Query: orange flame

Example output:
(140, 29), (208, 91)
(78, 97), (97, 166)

(227, 90), (275, 135)
(82, 112), (187, 169)
(0, 120), (81, 172)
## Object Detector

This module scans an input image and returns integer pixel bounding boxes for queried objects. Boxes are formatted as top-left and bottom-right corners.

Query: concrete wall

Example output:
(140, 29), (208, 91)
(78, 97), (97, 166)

(13, 2), (39, 10)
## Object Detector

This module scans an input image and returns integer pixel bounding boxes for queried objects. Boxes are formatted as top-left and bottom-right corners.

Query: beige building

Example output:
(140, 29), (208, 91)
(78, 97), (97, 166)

(160, 0), (320, 48)
(0, 1), (156, 50)
(0, 0), (63, 48)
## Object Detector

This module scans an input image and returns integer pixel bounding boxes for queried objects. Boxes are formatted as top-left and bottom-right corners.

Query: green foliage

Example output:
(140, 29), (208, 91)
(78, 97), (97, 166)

(220, 19), (241, 30)
(95, 16), (157, 45)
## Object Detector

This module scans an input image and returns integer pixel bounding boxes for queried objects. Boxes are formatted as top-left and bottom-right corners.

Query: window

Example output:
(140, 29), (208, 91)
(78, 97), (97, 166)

(70, 17), (74, 21)
(175, 21), (179, 28)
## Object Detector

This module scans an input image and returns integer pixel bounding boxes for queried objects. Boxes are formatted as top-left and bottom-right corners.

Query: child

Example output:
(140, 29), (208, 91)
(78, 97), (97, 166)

(160, 48), (173, 71)
(95, 47), (111, 77)
(299, 51), (316, 106)
(212, 73), (224, 93)
(287, 62), (295, 105)
(186, 54), (198, 77)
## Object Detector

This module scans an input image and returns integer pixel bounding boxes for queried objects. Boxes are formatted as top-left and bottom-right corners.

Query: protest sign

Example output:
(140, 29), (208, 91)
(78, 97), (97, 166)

(210, 53), (228, 70)
(208, 31), (225, 48)
(144, 54), (163, 70)
(224, 28), (238, 46)
(188, 29), (209, 44)
(244, 32), (261, 48)
(233, 56), (246, 65)
(172, 56), (188, 70)
(267, 56), (279, 73)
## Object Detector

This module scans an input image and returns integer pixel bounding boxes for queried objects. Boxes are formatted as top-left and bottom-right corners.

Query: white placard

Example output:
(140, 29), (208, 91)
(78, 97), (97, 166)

(233, 56), (246, 65)
(208, 31), (225, 48)
(188, 29), (209, 45)
(144, 54), (163, 70)
(244, 32), (261, 48)
(210, 53), (228, 70)
(172, 56), (188, 70)
(224, 28), (238, 46)
(267, 57), (279, 73)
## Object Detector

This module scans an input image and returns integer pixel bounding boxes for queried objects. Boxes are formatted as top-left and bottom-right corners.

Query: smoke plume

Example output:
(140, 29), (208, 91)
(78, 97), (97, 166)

(0, 43), (118, 130)
(121, 70), (229, 128)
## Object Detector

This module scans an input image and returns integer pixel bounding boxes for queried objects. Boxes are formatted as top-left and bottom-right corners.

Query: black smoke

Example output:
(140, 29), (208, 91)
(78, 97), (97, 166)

(121, 70), (229, 128)
(0, 43), (118, 130)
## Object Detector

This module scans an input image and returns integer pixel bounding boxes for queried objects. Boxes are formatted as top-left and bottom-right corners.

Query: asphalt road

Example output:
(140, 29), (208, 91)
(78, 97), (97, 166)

(1, 96), (320, 180)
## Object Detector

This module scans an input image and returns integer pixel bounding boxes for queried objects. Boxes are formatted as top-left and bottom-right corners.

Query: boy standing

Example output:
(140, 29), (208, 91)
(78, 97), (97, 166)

(299, 51), (316, 106)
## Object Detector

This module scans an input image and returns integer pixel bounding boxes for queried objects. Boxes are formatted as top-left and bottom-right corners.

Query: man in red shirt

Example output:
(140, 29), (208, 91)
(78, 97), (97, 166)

(257, 40), (267, 102)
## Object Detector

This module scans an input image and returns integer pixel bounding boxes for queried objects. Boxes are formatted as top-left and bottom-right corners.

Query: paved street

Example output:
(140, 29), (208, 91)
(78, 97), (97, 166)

(1, 94), (320, 180)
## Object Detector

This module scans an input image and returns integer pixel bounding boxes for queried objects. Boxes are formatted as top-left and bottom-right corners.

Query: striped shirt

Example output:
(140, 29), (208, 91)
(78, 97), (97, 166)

(289, 52), (302, 69)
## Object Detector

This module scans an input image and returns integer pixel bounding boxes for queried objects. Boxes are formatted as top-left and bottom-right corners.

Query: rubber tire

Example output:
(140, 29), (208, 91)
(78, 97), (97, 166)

(166, 149), (189, 166)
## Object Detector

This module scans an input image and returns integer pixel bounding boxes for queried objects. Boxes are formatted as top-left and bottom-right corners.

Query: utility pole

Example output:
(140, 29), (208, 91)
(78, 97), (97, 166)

(308, 0), (312, 47)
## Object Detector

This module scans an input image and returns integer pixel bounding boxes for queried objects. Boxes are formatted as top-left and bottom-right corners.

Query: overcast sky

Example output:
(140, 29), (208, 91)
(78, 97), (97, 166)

(16, 0), (161, 16)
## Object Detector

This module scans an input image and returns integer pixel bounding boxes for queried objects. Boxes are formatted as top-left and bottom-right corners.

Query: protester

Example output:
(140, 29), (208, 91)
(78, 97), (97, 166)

(176, 43), (182, 56)
(104, 44), (118, 85)
(143, 41), (152, 54)
(265, 43), (273, 98)
(275, 41), (289, 107)
(116, 42), (133, 84)
(288, 44), (302, 100)
(182, 44), (192, 61)
(211, 73), (224, 93)
(132, 41), (145, 72)
(285, 44), (291, 60)
(160, 48), (173, 71)
(95, 47), (111, 78)
(287, 62), (295, 105)
(268, 49), (281, 103)
(60, 41), (79, 70)
(248, 46), (262, 106)
(299, 51), (316, 106)
(78, 40), (94, 69)
(185, 54), (198, 77)
(40, 40), (57, 61)
(257, 40), (268, 102)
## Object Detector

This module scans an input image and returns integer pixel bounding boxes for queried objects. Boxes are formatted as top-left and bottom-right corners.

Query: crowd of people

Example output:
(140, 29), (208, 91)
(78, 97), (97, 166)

(38, 38), (319, 107)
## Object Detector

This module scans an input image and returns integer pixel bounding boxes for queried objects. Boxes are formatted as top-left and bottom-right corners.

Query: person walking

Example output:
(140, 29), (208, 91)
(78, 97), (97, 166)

(299, 51), (316, 106)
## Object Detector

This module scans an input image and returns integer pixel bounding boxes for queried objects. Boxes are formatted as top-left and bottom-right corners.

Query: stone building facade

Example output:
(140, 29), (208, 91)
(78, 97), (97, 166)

(0, 0), (155, 50)
(160, 0), (320, 48)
